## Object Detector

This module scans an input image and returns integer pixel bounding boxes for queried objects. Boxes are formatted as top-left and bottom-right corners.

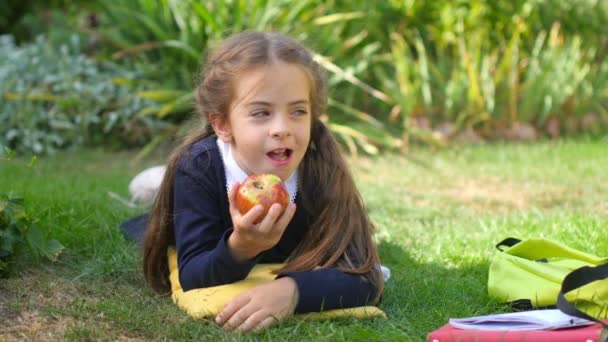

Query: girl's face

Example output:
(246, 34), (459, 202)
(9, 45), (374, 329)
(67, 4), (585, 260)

(213, 61), (312, 181)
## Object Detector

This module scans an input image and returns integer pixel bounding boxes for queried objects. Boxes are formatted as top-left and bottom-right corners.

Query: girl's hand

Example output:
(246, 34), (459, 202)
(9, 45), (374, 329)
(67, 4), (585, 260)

(227, 182), (296, 261)
(215, 277), (299, 333)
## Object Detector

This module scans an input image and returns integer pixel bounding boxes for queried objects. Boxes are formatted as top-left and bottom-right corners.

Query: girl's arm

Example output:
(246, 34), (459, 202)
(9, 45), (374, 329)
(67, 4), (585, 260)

(277, 268), (378, 313)
(174, 167), (257, 290)
(174, 165), (296, 291)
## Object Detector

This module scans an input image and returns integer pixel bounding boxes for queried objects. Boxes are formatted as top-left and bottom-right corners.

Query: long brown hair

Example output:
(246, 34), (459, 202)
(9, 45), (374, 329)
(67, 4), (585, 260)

(143, 31), (383, 303)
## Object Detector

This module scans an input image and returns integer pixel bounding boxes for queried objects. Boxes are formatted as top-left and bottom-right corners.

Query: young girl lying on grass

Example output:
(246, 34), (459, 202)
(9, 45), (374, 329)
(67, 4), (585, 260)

(142, 31), (384, 333)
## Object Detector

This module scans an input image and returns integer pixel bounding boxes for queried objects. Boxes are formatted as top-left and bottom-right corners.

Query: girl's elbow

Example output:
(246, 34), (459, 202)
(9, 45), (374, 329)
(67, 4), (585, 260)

(363, 273), (384, 306)
(178, 273), (198, 291)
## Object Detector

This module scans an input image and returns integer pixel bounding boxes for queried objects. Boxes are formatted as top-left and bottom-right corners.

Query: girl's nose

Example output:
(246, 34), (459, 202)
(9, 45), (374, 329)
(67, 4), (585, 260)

(269, 114), (292, 139)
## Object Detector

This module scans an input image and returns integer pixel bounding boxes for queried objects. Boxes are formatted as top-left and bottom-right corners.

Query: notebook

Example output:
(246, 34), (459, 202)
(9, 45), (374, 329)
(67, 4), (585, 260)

(448, 309), (593, 331)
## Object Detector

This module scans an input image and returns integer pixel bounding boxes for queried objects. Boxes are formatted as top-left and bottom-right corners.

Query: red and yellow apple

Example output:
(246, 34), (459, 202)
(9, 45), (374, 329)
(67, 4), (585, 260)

(235, 174), (290, 224)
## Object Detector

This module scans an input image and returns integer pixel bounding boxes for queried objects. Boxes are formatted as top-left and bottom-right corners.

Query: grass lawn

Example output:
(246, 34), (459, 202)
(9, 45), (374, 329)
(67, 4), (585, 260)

(1, 138), (606, 341)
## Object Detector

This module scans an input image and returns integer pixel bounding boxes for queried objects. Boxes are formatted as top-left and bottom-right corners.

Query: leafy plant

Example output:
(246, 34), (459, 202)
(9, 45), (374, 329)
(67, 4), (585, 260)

(0, 192), (64, 276)
(8, 0), (608, 154)
(376, 13), (608, 145)
(94, 0), (400, 155)
(0, 34), (162, 155)
(520, 24), (606, 126)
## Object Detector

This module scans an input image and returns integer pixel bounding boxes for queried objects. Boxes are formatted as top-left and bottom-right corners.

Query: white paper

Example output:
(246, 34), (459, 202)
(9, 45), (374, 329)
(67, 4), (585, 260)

(449, 309), (594, 331)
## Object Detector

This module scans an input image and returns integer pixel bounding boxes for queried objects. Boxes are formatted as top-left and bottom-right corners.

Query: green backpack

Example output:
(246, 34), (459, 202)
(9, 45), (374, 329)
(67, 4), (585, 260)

(488, 237), (608, 320)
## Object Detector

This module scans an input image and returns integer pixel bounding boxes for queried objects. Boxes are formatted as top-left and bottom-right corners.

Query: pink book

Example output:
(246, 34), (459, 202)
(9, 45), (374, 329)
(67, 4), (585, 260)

(427, 322), (605, 342)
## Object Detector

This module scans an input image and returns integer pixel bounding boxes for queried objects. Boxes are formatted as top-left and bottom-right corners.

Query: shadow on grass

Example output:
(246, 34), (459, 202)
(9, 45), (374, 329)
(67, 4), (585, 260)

(0, 218), (502, 341)
(377, 239), (503, 340)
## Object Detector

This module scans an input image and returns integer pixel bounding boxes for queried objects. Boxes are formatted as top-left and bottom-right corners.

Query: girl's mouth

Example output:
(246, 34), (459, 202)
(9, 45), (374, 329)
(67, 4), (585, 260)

(267, 148), (293, 161)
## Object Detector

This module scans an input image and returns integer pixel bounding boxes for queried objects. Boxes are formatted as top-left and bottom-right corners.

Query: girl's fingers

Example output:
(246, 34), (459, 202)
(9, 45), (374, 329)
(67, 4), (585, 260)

(252, 316), (279, 332)
(259, 203), (295, 236)
(257, 203), (285, 234)
(239, 205), (264, 227)
(272, 203), (296, 234)
(234, 310), (274, 333)
(222, 302), (258, 332)
(216, 295), (251, 326)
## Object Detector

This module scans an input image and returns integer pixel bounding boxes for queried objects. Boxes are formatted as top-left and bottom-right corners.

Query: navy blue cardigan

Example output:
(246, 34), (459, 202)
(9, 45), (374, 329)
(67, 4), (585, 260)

(173, 136), (376, 313)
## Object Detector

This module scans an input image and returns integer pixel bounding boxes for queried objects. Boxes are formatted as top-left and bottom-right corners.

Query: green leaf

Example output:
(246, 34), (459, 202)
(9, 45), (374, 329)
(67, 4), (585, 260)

(161, 40), (200, 61)
(111, 77), (135, 86)
(1, 147), (15, 160)
(44, 239), (64, 261)
(3, 92), (61, 102)
(28, 156), (37, 168)
(191, 2), (221, 32)
(313, 12), (365, 25)
(157, 92), (194, 118)
(328, 98), (385, 129)
(136, 90), (185, 102)
(0, 231), (17, 254)
(25, 224), (45, 259)
(136, 106), (163, 118)
(329, 123), (379, 155)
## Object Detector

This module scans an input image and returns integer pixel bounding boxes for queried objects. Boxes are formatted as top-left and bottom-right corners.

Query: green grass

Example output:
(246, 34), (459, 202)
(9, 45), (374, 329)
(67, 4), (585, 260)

(1, 138), (607, 340)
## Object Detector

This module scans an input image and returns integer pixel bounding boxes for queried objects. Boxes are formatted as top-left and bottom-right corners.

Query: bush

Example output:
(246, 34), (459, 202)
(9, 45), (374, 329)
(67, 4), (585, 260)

(0, 34), (164, 155)
(91, 0), (608, 153)
(6, 1), (608, 154)
(0, 0), (95, 43)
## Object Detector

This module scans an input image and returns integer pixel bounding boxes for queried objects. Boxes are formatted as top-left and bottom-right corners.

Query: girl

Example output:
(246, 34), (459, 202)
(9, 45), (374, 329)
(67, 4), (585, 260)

(143, 31), (384, 333)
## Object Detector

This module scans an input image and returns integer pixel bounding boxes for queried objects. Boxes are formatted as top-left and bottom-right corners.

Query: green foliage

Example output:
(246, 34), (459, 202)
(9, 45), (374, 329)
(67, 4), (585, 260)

(89, 0), (608, 154)
(5, 0), (608, 154)
(0, 148), (63, 275)
(94, 0), (404, 154)
(0, 34), (163, 154)
(0, 0), (95, 43)
(0, 192), (64, 276)
(0, 1), (30, 35)
(96, 0), (321, 87)
(380, 21), (608, 142)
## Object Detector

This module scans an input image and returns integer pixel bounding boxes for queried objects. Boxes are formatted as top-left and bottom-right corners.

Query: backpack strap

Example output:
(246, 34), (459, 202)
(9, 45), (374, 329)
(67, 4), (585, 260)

(495, 237), (521, 251)
(494, 237), (547, 309)
(556, 263), (608, 330)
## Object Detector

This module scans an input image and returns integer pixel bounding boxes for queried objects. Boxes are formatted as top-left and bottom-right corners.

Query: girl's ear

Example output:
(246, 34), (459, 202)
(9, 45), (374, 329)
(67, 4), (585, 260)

(209, 112), (232, 143)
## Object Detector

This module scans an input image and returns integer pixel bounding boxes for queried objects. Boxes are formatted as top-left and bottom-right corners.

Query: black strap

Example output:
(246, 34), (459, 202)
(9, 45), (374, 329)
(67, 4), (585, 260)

(119, 213), (149, 245)
(495, 237), (521, 251)
(495, 237), (549, 262)
(556, 263), (608, 329)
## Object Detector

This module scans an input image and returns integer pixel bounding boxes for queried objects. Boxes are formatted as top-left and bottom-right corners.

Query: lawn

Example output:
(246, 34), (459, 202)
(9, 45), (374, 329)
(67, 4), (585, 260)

(1, 138), (606, 341)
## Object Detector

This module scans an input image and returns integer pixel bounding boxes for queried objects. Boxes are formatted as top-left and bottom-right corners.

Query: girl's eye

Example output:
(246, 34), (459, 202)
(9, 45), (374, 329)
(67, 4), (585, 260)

(251, 110), (270, 118)
(292, 109), (308, 116)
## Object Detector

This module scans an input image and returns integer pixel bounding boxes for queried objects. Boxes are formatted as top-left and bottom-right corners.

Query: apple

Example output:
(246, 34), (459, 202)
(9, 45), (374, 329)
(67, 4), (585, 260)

(235, 174), (290, 224)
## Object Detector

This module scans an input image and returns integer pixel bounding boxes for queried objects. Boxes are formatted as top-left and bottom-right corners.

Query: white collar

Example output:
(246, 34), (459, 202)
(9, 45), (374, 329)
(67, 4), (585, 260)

(216, 138), (298, 203)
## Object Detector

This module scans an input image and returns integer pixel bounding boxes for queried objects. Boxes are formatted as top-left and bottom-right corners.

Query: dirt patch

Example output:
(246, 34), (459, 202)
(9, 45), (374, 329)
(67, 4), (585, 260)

(0, 269), (144, 341)
(441, 177), (577, 214)
(594, 201), (608, 217)
(0, 271), (77, 341)
(0, 290), (9, 324)
(444, 178), (529, 211)
(353, 157), (584, 215)
(0, 310), (76, 341)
